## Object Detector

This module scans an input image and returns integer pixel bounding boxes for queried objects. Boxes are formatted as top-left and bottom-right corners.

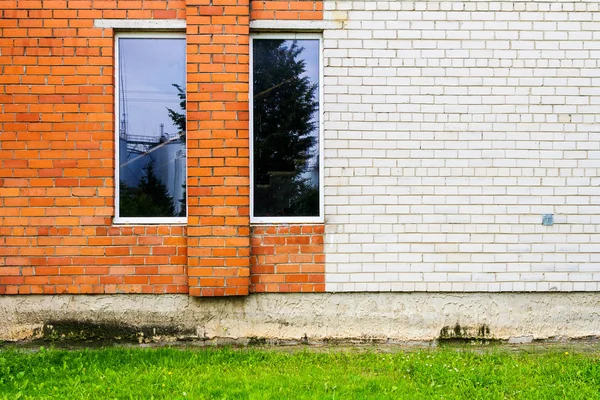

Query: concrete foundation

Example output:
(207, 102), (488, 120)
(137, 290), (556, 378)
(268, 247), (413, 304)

(1, 293), (600, 343)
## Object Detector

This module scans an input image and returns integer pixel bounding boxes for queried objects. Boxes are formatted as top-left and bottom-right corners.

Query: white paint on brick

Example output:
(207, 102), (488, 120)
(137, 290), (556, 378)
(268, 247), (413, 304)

(323, 0), (600, 292)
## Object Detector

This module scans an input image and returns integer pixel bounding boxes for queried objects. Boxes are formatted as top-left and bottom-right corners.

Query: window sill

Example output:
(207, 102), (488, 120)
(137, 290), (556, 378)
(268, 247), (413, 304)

(250, 217), (324, 225)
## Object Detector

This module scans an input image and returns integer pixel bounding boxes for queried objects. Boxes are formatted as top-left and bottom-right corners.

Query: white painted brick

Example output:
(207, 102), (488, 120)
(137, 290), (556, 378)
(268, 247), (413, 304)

(324, 0), (600, 293)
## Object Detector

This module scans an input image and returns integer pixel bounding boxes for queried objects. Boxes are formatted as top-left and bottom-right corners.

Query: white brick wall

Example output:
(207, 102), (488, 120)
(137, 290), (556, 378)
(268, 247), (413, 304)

(323, 0), (600, 292)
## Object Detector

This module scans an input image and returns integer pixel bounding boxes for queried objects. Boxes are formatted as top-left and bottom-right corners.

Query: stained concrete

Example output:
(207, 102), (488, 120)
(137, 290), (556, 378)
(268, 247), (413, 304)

(1, 293), (600, 342)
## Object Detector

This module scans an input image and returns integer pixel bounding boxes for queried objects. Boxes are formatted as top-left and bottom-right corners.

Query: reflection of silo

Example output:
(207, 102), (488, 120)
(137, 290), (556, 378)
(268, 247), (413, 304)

(153, 139), (185, 215)
(119, 139), (146, 187)
(153, 142), (173, 188)
(173, 148), (186, 215)
(119, 139), (128, 183)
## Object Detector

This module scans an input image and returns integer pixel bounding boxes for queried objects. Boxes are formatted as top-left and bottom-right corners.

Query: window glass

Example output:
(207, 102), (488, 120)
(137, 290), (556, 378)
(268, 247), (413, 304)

(117, 37), (186, 219)
(252, 38), (320, 218)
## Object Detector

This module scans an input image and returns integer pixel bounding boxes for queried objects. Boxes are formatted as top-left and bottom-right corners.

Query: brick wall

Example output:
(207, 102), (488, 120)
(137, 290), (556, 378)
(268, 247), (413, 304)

(250, 0), (323, 20)
(0, 226), (187, 295)
(251, 225), (325, 292)
(0, 2), (189, 295)
(185, 0), (252, 297)
(7, 0), (600, 296)
(323, 0), (600, 292)
(0, 0), (326, 296)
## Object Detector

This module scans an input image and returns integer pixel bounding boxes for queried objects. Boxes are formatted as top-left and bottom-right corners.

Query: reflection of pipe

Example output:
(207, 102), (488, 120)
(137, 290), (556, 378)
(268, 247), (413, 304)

(254, 77), (295, 100)
(120, 136), (180, 169)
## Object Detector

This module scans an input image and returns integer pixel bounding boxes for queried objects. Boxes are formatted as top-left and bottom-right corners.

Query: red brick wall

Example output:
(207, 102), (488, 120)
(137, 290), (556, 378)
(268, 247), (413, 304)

(251, 225), (325, 293)
(247, 0), (325, 293)
(251, 0), (323, 20)
(0, 0), (325, 297)
(0, 226), (187, 295)
(0, 2), (188, 295)
(185, 0), (251, 297)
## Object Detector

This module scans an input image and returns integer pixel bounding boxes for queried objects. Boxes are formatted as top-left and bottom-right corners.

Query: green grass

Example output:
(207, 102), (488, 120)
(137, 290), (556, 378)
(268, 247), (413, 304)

(0, 345), (599, 399)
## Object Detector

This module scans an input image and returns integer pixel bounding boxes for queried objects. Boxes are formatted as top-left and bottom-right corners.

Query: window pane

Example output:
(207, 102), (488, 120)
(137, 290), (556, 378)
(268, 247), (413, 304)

(117, 37), (186, 218)
(253, 39), (320, 218)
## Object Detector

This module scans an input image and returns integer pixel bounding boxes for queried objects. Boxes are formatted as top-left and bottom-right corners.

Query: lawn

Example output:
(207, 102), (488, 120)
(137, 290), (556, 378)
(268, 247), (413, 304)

(0, 345), (599, 399)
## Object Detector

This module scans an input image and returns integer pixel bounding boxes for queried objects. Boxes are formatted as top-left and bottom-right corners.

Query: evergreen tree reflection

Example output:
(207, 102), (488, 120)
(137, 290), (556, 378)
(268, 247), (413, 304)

(253, 40), (319, 217)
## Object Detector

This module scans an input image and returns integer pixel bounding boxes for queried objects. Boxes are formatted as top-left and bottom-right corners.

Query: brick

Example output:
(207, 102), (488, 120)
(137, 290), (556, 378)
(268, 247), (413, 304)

(250, 225), (324, 293)
(321, 0), (600, 293)
(8, 0), (597, 298)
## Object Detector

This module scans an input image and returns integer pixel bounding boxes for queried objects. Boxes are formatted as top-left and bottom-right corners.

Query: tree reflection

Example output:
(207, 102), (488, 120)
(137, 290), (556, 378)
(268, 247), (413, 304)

(167, 83), (187, 216)
(253, 40), (319, 217)
(119, 161), (175, 217)
(167, 83), (186, 142)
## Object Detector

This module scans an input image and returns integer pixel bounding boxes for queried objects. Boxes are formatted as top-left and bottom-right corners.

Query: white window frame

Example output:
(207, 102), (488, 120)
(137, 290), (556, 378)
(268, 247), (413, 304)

(250, 33), (324, 224)
(114, 31), (187, 224)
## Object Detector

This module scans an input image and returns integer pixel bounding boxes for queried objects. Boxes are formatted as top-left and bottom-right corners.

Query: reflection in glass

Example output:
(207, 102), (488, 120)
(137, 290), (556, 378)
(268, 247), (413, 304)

(253, 39), (320, 218)
(117, 37), (186, 218)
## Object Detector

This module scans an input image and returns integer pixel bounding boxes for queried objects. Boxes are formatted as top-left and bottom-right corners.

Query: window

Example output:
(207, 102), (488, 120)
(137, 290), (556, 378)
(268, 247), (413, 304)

(115, 33), (186, 223)
(250, 34), (323, 223)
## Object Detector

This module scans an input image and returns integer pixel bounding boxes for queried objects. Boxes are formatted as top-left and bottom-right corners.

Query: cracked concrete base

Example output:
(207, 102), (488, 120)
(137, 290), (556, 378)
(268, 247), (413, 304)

(1, 293), (600, 342)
